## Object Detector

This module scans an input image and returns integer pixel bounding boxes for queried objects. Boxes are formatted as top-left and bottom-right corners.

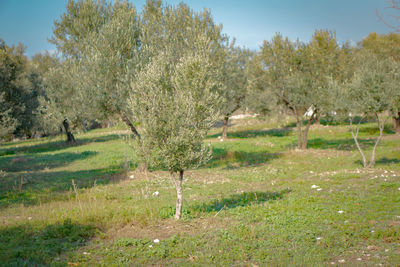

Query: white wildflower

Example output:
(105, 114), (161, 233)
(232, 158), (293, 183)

(152, 191), (160, 196)
(309, 171), (314, 174)
(129, 175), (134, 179)
(149, 245), (153, 248)
(338, 210), (344, 214)
(338, 259), (345, 263)
(316, 237), (322, 240)
(317, 188), (322, 191)
(357, 258), (362, 261)
(153, 239), (160, 243)
(311, 185), (319, 189)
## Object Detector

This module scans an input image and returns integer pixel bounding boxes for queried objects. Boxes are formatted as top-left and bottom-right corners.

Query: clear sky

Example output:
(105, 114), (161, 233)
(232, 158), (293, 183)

(0, 0), (393, 57)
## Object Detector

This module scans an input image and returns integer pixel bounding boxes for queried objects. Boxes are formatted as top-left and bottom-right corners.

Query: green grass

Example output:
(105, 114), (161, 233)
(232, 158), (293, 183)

(0, 119), (399, 266)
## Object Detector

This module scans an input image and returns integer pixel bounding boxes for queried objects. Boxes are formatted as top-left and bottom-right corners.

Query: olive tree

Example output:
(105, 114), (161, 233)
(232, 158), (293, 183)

(249, 30), (345, 149)
(0, 39), (44, 139)
(340, 50), (400, 168)
(219, 43), (251, 139)
(128, 51), (221, 219)
(361, 32), (400, 133)
(38, 58), (94, 142)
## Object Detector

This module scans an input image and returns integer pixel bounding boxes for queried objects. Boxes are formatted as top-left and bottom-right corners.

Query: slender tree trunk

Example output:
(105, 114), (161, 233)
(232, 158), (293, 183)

(62, 119), (76, 143)
(222, 115), (229, 140)
(121, 114), (148, 172)
(301, 117), (314, 150)
(349, 117), (367, 168)
(295, 111), (303, 149)
(393, 112), (400, 134)
(369, 114), (385, 168)
(121, 114), (141, 139)
(314, 114), (321, 126)
(171, 170), (184, 220)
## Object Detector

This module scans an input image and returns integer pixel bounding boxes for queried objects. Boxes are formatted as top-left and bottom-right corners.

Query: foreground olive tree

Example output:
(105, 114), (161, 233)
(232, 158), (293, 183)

(129, 52), (220, 219)
(340, 51), (400, 168)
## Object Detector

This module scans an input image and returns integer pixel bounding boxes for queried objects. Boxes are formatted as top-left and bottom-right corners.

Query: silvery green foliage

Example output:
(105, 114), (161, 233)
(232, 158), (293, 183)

(38, 58), (94, 133)
(129, 52), (221, 172)
(340, 50), (400, 168)
(219, 42), (251, 116)
(0, 92), (18, 138)
(345, 50), (400, 115)
(79, 1), (140, 119)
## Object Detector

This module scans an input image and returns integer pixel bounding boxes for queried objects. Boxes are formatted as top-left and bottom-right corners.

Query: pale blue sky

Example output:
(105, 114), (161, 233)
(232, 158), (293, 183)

(0, 0), (393, 57)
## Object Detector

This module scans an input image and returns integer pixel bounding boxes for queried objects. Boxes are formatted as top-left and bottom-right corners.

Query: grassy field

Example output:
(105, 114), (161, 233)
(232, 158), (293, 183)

(0, 117), (399, 266)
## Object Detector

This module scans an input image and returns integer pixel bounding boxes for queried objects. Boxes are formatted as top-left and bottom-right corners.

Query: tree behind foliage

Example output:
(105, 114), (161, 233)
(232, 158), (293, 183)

(219, 42), (252, 139)
(248, 30), (345, 149)
(361, 32), (400, 134)
(0, 39), (42, 139)
(338, 50), (400, 168)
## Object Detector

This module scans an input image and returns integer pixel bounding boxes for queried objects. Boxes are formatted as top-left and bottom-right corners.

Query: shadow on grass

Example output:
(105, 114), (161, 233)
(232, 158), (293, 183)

(0, 219), (96, 266)
(285, 116), (375, 128)
(375, 157), (400, 165)
(206, 148), (281, 169)
(0, 151), (98, 172)
(0, 134), (122, 156)
(191, 189), (291, 213)
(306, 138), (376, 151)
(0, 167), (123, 208)
(359, 126), (395, 135)
(208, 128), (292, 139)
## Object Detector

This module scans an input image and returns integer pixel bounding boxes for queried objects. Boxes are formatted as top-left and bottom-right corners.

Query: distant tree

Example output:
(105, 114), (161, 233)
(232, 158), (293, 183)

(48, 0), (122, 141)
(249, 30), (344, 149)
(49, 0), (112, 58)
(76, 1), (141, 137)
(361, 32), (400, 133)
(219, 43), (252, 140)
(0, 92), (17, 140)
(339, 50), (400, 168)
(0, 39), (41, 139)
(38, 57), (93, 143)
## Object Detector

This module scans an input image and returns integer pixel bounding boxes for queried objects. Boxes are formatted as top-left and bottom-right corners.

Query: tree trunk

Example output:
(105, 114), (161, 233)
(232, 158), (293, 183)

(393, 112), (400, 134)
(222, 115), (229, 140)
(301, 117), (314, 150)
(62, 119), (76, 143)
(171, 170), (184, 220)
(349, 117), (367, 168)
(369, 114), (385, 168)
(121, 114), (141, 139)
(295, 112), (303, 149)
(120, 114), (149, 172)
(314, 114), (321, 126)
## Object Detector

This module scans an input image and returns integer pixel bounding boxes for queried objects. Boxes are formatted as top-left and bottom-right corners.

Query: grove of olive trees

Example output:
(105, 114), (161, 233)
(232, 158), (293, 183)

(1, 0), (399, 220)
